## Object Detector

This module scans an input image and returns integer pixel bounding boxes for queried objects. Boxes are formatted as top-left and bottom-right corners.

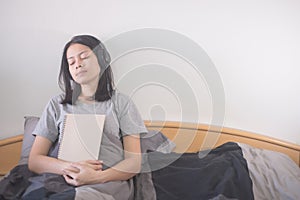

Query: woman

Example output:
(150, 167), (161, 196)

(26, 35), (147, 199)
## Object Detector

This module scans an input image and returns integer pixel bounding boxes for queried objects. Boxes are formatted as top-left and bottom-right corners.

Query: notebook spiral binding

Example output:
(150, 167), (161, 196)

(57, 114), (68, 159)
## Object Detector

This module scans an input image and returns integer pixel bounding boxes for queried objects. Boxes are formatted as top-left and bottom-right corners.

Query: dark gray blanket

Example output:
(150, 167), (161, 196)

(148, 142), (254, 200)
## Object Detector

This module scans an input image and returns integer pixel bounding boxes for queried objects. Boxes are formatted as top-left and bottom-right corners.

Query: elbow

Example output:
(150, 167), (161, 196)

(123, 154), (142, 175)
(131, 154), (142, 174)
(28, 154), (41, 174)
(28, 155), (36, 173)
(135, 158), (142, 174)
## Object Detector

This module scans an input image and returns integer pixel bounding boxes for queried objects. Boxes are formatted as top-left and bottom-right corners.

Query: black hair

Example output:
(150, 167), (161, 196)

(58, 35), (114, 104)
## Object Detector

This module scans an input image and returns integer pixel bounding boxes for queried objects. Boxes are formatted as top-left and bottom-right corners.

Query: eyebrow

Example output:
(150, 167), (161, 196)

(67, 50), (90, 60)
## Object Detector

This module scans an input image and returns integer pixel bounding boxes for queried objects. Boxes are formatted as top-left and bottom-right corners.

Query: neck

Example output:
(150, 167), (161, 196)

(80, 80), (98, 99)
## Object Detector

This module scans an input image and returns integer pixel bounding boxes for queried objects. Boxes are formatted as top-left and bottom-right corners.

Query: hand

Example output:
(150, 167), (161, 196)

(78, 160), (103, 171)
(62, 160), (103, 186)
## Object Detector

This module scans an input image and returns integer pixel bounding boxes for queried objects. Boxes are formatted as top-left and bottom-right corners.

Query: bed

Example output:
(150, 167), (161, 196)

(1, 118), (300, 199)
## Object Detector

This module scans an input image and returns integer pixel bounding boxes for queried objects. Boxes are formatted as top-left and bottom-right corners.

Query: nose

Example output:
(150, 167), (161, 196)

(76, 64), (83, 70)
(75, 58), (83, 69)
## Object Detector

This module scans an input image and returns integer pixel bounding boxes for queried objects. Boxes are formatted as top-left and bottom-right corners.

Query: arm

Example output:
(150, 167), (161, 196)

(98, 134), (142, 181)
(28, 136), (69, 174)
(63, 134), (141, 186)
(28, 136), (102, 175)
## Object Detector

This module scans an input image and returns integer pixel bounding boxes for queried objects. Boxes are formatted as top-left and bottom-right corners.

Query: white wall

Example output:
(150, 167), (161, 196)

(0, 0), (299, 144)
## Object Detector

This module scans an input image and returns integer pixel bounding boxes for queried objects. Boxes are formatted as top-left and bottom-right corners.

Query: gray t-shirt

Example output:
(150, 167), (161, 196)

(33, 91), (147, 168)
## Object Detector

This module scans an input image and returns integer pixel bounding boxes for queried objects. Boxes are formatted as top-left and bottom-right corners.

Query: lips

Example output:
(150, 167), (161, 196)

(76, 70), (87, 77)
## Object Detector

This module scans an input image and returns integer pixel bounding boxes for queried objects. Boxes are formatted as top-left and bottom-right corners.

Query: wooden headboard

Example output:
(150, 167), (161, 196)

(144, 121), (300, 167)
(1, 121), (299, 176)
(0, 135), (23, 176)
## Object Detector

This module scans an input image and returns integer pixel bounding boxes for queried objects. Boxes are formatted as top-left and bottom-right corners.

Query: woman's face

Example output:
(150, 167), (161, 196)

(66, 43), (101, 85)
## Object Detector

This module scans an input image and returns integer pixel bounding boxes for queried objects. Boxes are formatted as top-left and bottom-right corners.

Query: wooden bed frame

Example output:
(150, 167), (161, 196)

(1, 121), (300, 176)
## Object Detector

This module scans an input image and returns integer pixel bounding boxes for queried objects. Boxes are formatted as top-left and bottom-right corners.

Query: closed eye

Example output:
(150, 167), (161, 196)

(80, 51), (90, 60)
(67, 50), (91, 66)
(67, 58), (75, 66)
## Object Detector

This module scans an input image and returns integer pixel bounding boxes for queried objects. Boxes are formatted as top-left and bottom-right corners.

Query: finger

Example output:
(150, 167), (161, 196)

(63, 174), (78, 186)
(85, 160), (103, 165)
(63, 174), (73, 181)
(63, 169), (78, 180)
(72, 162), (102, 171)
(87, 162), (102, 170)
(90, 163), (102, 171)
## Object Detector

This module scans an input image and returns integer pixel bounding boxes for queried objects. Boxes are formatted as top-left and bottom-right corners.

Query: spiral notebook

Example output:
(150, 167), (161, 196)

(58, 114), (105, 162)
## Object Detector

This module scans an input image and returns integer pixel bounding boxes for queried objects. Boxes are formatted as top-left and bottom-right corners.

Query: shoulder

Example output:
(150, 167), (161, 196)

(43, 93), (65, 112)
(46, 93), (65, 107)
(111, 90), (136, 114)
(49, 93), (65, 104)
(111, 90), (131, 104)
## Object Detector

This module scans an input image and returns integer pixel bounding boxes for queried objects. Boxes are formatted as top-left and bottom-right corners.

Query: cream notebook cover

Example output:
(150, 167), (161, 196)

(58, 114), (105, 162)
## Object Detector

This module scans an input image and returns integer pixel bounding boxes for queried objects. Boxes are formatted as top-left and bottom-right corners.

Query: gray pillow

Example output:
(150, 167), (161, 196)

(18, 116), (40, 165)
(140, 129), (176, 154)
